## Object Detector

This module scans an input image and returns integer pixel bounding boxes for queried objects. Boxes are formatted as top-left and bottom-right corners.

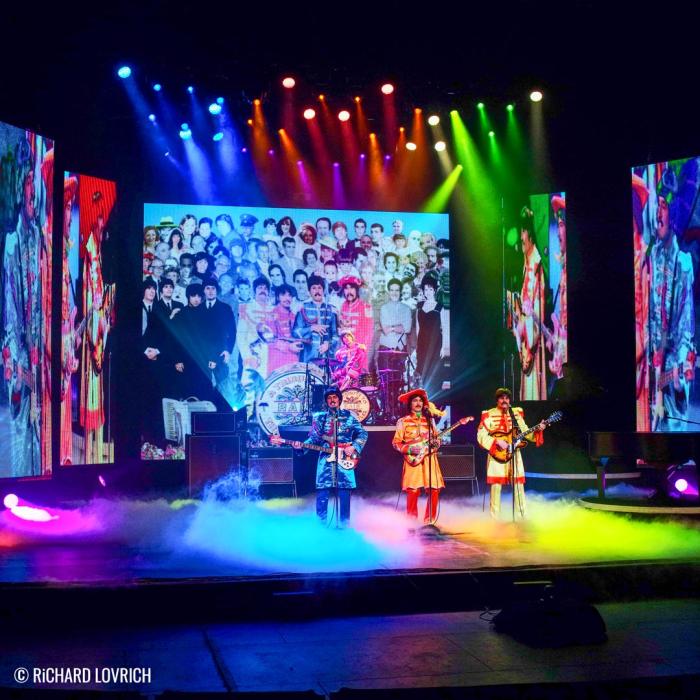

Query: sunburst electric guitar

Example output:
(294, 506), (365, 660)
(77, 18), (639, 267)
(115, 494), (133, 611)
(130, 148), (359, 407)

(404, 416), (474, 467)
(490, 410), (563, 463)
(270, 434), (360, 470)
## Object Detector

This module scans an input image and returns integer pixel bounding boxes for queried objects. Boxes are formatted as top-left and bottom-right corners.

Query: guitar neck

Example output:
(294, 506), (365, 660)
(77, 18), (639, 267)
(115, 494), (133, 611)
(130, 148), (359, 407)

(436, 421), (464, 441)
(277, 438), (330, 455)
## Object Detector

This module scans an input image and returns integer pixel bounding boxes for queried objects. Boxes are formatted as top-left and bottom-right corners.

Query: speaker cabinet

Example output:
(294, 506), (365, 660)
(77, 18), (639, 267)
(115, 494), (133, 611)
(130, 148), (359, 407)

(249, 446), (296, 495)
(187, 435), (241, 496)
(440, 444), (479, 495)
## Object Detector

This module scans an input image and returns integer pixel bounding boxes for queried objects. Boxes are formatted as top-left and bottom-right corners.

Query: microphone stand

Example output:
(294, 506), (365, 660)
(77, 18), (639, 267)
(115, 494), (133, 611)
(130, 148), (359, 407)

(422, 404), (440, 535)
(331, 408), (340, 528)
(508, 405), (519, 523)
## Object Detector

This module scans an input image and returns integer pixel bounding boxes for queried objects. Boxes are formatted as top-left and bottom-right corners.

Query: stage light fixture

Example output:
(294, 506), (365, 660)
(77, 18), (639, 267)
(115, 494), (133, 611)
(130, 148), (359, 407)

(297, 160), (302, 165)
(488, 130), (495, 137)
(354, 96), (361, 103)
(282, 77), (296, 88)
(399, 126), (405, 132)
(406, 142), (417, 150)
(381, 83), (394, 95)
(414, 107), (422, 114)
(148, 114), (156, 123)
(152, 83), (162, 92)
(477, 102), (485, 110)
(179, 123), (192, 140)
(247, 119), (253, 126)
(384, 155), (391, 160)
(164, 150), (170, 157)
(338, 110), (350, 122)
(268, 149), (275, 155)
(434, 141), (446, 152)
(303, 108), (316, 120)
(319, 94), (325, 101)
(360, 153), (366, 159)
(507, 103), (514, 112)
(117, 65), (132, 79)
(530, 90), (543, 102)
(241, 147), (248, 153)
(3, 493), (18, 509)
(428, 115), (440, 126)
(254, 99), (261, 106)
(187, 86), (194, 94)
(216, 97), (224, 104)
(212, 132), (224, 141)
(208, 103), (222, 115)
(333, 162), (340, 167)
(675, 478), (689, 493)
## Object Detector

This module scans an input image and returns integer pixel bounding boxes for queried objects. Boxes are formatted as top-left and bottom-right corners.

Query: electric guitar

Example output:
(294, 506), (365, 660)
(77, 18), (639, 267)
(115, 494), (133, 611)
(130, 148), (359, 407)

(404, 416), (474, 467)
(490, 410), (563, 463)
(651, 361), (694, 430)
(269, 434), (360, 470)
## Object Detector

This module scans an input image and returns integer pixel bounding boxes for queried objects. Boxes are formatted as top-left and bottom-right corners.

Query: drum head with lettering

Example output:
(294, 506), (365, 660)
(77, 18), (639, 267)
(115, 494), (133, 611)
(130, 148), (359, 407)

(341, 388), (371, 423)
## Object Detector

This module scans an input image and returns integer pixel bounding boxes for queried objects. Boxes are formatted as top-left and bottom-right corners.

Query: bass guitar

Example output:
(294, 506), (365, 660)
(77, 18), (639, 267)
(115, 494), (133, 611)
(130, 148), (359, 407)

(404, 416), (474, 467)
(269, 434), (360, 470)
(490, 410), (563, 463)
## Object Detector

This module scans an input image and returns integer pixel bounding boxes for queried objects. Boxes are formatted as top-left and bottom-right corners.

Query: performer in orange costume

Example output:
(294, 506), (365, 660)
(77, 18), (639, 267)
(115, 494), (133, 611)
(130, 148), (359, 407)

(392, 388), (445, 524)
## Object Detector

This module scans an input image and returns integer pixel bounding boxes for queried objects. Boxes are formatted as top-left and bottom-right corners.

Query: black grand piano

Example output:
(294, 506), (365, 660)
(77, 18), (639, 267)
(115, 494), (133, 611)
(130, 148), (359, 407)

(588, 431), (700, 497)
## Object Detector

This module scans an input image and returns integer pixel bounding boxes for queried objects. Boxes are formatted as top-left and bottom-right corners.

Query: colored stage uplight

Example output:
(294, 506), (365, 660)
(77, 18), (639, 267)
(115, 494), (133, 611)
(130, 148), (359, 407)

(303, 108), (316, 120)
(187, 86), (194, 94)
(477, 102), (485, 110)
(209, 103), (222, 115)
(507, 103), (514, 112)
(179, 123), (192, 140)
(406, 142), (417, 150)
(675, 478), (689, 493)
(152, 83), (162, 92)
(268, 149), (275, 155)
(381, 83), (394, 95)
(530, 90), (543, 102)
(3, 493), (18, 509)
(333, 162), (339, 167)
(117, 65), (132, 79)
(282, 77), (296, 89)
(428, 115), (440, 126)
(148, 114), (156, 123)
(338, 110), (350, 122)
(212, 132), (224, 141)
(434, 141), (446, 152)
(360, 153), (366, 159)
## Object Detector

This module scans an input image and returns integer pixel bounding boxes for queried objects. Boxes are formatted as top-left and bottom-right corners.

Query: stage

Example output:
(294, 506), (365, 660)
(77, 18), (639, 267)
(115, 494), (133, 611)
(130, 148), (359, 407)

(2, 487), (700, 628)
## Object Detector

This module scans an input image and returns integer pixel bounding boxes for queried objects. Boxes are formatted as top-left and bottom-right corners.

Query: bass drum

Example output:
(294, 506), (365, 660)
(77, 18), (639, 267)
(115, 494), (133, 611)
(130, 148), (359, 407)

(341, 388), (371, 423)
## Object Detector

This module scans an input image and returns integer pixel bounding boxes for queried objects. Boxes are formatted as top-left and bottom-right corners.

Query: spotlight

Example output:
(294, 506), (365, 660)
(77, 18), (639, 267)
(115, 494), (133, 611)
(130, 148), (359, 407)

(675, 478), (689, 493)
(406, 142), (417, 151)
(303, 108), (316, 120)
(247, 119), (253, 126)
(428, 115), (440, 126)
(488, 130), (495, 138)
(384, 155), (391, 160)
(530, 90), (543, 102)
(414, 107), (422, 113)
(212, 132), (224, 141)
(297, 160), (302, 165)
(148, 114), (156, 123)
(282, 77), (296, 89)
(3, 493), (18, 509)
(208, 103), (222, 115)
(333, 162), (339, 168)
(179, 123), (192, 140)
(117, 65), (132, 79)
(254, 99), (261, 106)
(187, 86), (194, 94)
(164, 150), (170, 157)
(507, 103), (514, 112)
(319, 94), (325, 101)
(216, 97), (224, 104)
(354, 96), (361, 103)
(434, 141), (446, 152)
(268, 149), (275, 155)
(338, 110), (350, 122)
(477, 102), (485, 110)
(399, 126), (405, 132)
(360, 153), (366, 159)
(381, 83), (394, 95)
(152, 83), (162, 92)
(241, 147), (248, 153)
(98, 475), (106, 488)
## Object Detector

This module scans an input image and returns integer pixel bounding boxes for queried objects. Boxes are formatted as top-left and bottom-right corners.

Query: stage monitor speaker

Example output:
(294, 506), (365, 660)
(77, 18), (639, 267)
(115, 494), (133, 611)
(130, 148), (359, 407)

(191, 408), (246, 435)
(249, 447), (296, 496)
(187, 435), (241, 496)
(440, 444), (476, 479)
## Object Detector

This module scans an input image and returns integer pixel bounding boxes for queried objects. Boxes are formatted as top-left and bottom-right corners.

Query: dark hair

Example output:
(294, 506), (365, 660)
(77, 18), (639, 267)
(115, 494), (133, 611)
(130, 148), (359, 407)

(276, 216), (297, 237)
(143, 279), (158, 292)
(179, 214), (196, 228)
(186, 283), (204, 299)
(383, 252), (399, 267)
(495, 387), (512, 400)
(387, 278), (402, 291)
(293, 268), (308, 282)
(308, 274), (325, 291)
(268, 264), (286, 281)
(202, 277), (220, 293)
(420, 274), (438, 292)
(275, 283), (296, 302)
(253, 276), (270, 293)
(282, 236), (296, 247)
(315, 216), (332, 229)
(168, 230), (183, 250)
(180, 253), (194, 266)
(370, 222), (384, 232)
(354, 218), (367, 228)
(263, 217), (276, 228)
(324, 260), (338, 269)
(198, 216), (213, 228)
(236, 277), (251, 287)
(254, 238), (268, 251)
(302, 248), (317, 266)
(159, 278), (175, 290)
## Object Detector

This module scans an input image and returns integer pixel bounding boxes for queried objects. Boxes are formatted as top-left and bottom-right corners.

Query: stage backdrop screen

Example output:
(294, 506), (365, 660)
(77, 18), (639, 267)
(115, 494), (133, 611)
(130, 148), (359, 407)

(633, 157), (700, 432)
(504, 192), (567, 401)
(0, 121), (54, 478)
(61, 173), (117, 464)
(141, 204), (450, 459)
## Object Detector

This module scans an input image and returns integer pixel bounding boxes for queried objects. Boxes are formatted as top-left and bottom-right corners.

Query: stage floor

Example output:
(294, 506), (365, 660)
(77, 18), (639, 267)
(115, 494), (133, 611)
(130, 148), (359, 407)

(2, 487), (700, 585)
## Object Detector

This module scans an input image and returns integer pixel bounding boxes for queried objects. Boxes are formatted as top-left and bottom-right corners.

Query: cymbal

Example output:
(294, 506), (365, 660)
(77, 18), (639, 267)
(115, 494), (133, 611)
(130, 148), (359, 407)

(378, 368), (401, 374)
(377, 349), (407, 355)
